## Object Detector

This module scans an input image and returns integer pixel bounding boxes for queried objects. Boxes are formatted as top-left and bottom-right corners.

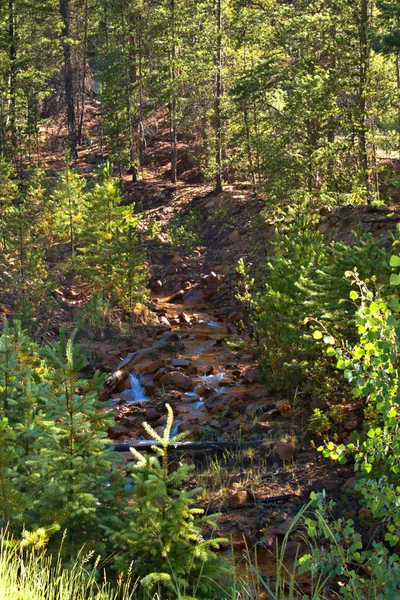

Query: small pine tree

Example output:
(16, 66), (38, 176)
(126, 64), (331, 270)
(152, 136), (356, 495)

(37, 329), (123, 550)
(52, 165), (85, 273)
(113, 404), (227, 598)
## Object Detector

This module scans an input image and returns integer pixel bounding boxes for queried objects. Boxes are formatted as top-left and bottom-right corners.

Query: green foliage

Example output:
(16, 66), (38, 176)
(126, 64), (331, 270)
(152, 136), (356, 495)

(0, 535), (138, 600)
(317, 263), (400, 547)
(168, 210), (203, 256)
(298, 492), (400, 599)
(0, 322), (123, 555)
(114, 404), (228, 599)
(238, 205), (397, 392)
(238, 205), (326, 390)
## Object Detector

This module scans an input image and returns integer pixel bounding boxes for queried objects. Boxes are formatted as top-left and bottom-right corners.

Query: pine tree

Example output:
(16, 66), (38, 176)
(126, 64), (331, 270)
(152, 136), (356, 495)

(37, 329), (121, 549)
(113, 404), (227, 598)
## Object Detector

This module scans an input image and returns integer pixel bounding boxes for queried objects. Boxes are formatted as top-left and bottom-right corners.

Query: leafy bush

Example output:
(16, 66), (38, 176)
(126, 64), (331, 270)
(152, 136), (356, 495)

(317, 263), (400, 547)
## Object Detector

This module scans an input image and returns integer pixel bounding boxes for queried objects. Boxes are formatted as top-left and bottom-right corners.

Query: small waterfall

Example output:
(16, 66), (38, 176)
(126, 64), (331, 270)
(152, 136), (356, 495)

(128, 373), (149, 403)
(169, 420), (181, 438)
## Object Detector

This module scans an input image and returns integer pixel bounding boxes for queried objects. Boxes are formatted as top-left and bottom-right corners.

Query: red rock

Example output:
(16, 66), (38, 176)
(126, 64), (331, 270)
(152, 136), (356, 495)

(229, 230), (239, 242)
(172, 254), (184, 265)
(108, 424), (130, 439)
(276, 399), (292, 416)
(142, 374), (156, 394)
(178, 311), (191, 325)
(275, 442), (295, 461)
(150, 279), (163, 292)
(243, 368), (260, 383)
(341, 476), (357, 492)
(183, 288), (204, 306)
(159, 316), (171, 328)
(203, 279), (219, 297)
(171, 358), (191, 368)
(142, 358), (166, 374)
(204, 394), (229, 413)
(160, 371), (193, 391)
(115, 376), (132, 393)
(282, 541), (302, 559)
(145, 408), (160, 421)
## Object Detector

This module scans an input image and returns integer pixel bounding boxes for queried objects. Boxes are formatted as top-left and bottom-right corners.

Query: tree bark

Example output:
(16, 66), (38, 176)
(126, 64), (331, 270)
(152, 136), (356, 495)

(359, 0), (370, 202)
(170, 0), (177, 184)
(8, 0), (17, 156)
(60, 0), (77, 159)
(215, 0), (223, 193)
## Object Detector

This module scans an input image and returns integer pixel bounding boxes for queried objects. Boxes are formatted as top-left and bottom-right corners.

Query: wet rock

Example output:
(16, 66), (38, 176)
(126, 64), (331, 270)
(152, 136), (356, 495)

(243, 368), (260, 384)
(204, 394), (229, 413)
(160, 371), (193, 391)
(116, 376), (133, 393)
(275, 442), (295, 462)
(108, 424), (130, 439)
(274, 518), (295, 536)
(142, 358), (166, 374)
(178, 311), (191, 325)
(145, 407), (160, 421)
(154, 415), (168, 427)
(171, 358), (191, 368)
(182, 287), (204, 306)
(159, 316), (171, 328)
(142, 374), (156, 394)
(261, 525), (278, 548)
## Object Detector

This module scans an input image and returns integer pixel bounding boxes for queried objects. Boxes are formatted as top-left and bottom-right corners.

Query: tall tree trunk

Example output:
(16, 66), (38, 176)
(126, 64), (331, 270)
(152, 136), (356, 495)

(170, 0), (177, 184)
(78, 0), (89, 145)
(243, 43), (256, 188)
(215, 0), (223, 193)
(359, 0), (370, 202)
(8, 0), (17, 157)
(138, 28), (145, 167)
(396, 52), (400, 158)
(60, 0), (77, 159)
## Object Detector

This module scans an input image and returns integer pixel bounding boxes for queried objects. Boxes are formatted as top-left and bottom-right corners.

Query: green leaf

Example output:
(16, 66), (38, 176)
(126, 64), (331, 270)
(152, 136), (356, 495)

(390, 273), (400, 286)
(313, 330), (323, 340)
(349, 290), (359, 300)
(326, 347), (336, 357)
(389, 255), (400, 267)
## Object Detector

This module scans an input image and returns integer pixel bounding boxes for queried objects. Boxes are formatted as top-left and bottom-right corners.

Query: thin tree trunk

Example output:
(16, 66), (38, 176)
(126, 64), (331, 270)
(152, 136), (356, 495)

(60, 0), (77, 159)
(170, 0), (177, 184)
(359, 0), (370, 202)
(78, 0), (89, 145)
(243, 44), (256, 187)
(8, 0), (17, 157)
(138, 28), (145, 167)
(215, 0), (223, 193)
(396, 52), (400, 158)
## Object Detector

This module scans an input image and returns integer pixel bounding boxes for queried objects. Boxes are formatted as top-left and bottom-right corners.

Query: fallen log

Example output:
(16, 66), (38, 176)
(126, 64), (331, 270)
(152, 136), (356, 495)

(107, 439), (274, 452)
(99, 331), (180, 400)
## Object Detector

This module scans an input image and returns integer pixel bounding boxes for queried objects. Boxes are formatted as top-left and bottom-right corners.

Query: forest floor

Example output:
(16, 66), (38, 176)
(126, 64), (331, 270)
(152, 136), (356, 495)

(33, 94), (400, 592)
